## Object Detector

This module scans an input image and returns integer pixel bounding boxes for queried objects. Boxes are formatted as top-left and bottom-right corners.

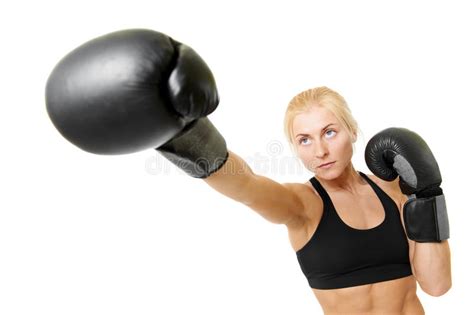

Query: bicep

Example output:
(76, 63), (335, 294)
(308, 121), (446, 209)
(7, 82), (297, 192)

(244, 175), (307, 227)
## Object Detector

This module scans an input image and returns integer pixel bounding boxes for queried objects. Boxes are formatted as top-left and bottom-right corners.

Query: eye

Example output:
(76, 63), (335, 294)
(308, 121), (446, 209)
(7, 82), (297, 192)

(325, 129), (336, 138)
(298, 137), (311, 145)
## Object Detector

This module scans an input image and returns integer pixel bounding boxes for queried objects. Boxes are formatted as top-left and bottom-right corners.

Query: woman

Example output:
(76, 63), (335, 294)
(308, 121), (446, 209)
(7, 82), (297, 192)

(46, 30), (451, 315)
(203, 87), (452, 314)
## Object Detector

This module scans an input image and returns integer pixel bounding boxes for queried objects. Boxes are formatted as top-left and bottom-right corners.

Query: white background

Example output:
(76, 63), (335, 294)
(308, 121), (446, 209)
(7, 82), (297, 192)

(1, 0), (473, 314)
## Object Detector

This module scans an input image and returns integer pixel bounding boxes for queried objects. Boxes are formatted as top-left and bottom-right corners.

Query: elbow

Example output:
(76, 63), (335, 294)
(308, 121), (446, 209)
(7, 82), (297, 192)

(421, 281), (452, 297)
(424, 287), (450, 297)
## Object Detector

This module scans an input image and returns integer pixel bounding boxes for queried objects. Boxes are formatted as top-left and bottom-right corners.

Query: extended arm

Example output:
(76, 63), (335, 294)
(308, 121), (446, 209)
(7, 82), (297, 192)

(204, 150), (307, 228)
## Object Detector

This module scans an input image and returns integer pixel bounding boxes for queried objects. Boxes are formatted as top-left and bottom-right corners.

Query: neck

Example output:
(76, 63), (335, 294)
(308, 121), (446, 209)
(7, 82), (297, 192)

(316, 163), (365, 194)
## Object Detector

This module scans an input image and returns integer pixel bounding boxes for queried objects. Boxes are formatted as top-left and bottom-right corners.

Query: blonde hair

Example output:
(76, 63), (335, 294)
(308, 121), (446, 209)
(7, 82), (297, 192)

(284, 86), (360, 153)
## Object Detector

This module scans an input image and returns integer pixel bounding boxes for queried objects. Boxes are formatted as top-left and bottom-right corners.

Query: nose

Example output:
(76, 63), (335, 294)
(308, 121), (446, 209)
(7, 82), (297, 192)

(313, 139), (328, 159)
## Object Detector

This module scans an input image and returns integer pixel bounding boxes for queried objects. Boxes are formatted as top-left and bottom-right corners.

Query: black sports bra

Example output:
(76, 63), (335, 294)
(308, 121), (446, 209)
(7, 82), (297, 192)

(296, 171), (412, 290)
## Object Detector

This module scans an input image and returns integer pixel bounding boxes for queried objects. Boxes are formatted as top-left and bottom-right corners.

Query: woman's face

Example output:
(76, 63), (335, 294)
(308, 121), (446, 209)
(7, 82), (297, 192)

(292, 105), (354, 179)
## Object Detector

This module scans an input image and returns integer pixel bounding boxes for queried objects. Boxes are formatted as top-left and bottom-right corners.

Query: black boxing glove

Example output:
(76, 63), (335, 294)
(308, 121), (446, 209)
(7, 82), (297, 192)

(46, 29), (228, 178)
(365, 127), (449, 242)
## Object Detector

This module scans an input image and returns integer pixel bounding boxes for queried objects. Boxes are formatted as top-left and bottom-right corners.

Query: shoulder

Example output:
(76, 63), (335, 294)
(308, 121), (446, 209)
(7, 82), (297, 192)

(282, 181), (322, 206)
(366, 173), (398, 193)
(366, 173), (407, 209)
(282, 181), (315, 194)
(283, 181), (324, 225)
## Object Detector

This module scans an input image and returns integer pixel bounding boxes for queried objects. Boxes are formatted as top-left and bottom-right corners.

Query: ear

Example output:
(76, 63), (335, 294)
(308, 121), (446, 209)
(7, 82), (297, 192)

(351, 132), (357, 143)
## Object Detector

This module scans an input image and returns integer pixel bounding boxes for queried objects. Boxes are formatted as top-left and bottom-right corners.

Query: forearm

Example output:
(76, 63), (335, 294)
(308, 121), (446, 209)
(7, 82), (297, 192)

(365, 127), (452, 296)
(412, 240), (452, 296)
(203, 150), (256, 204)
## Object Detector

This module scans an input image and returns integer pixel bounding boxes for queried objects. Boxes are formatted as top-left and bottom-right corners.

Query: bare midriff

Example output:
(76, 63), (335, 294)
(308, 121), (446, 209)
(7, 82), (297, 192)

(311, 275), (424, 315)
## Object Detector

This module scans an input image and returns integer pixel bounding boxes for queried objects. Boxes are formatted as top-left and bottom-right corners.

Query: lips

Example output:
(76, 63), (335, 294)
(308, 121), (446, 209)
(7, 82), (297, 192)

(318, 161), (335, 168)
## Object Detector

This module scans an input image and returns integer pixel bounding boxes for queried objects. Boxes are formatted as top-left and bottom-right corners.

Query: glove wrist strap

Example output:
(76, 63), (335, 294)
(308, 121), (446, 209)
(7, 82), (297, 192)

(156, 117), (228, 178)
(403, 194), (450, 242)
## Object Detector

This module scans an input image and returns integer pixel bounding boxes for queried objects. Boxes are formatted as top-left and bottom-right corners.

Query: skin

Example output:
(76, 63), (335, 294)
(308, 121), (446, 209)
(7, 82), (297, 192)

(204, 105), (451, 314)
(291, 105), (422, 314)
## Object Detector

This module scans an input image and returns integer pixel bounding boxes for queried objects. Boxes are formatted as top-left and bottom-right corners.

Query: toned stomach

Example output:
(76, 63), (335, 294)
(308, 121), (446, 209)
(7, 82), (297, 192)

(312, 275), (424, 315)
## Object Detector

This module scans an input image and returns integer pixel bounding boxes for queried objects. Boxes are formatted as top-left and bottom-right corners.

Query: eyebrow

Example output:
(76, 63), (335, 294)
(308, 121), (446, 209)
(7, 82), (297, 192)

(295, 123), (336, 138)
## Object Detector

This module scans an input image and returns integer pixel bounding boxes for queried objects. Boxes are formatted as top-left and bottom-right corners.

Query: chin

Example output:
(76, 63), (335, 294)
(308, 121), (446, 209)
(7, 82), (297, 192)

(315, 168), (340, 180)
